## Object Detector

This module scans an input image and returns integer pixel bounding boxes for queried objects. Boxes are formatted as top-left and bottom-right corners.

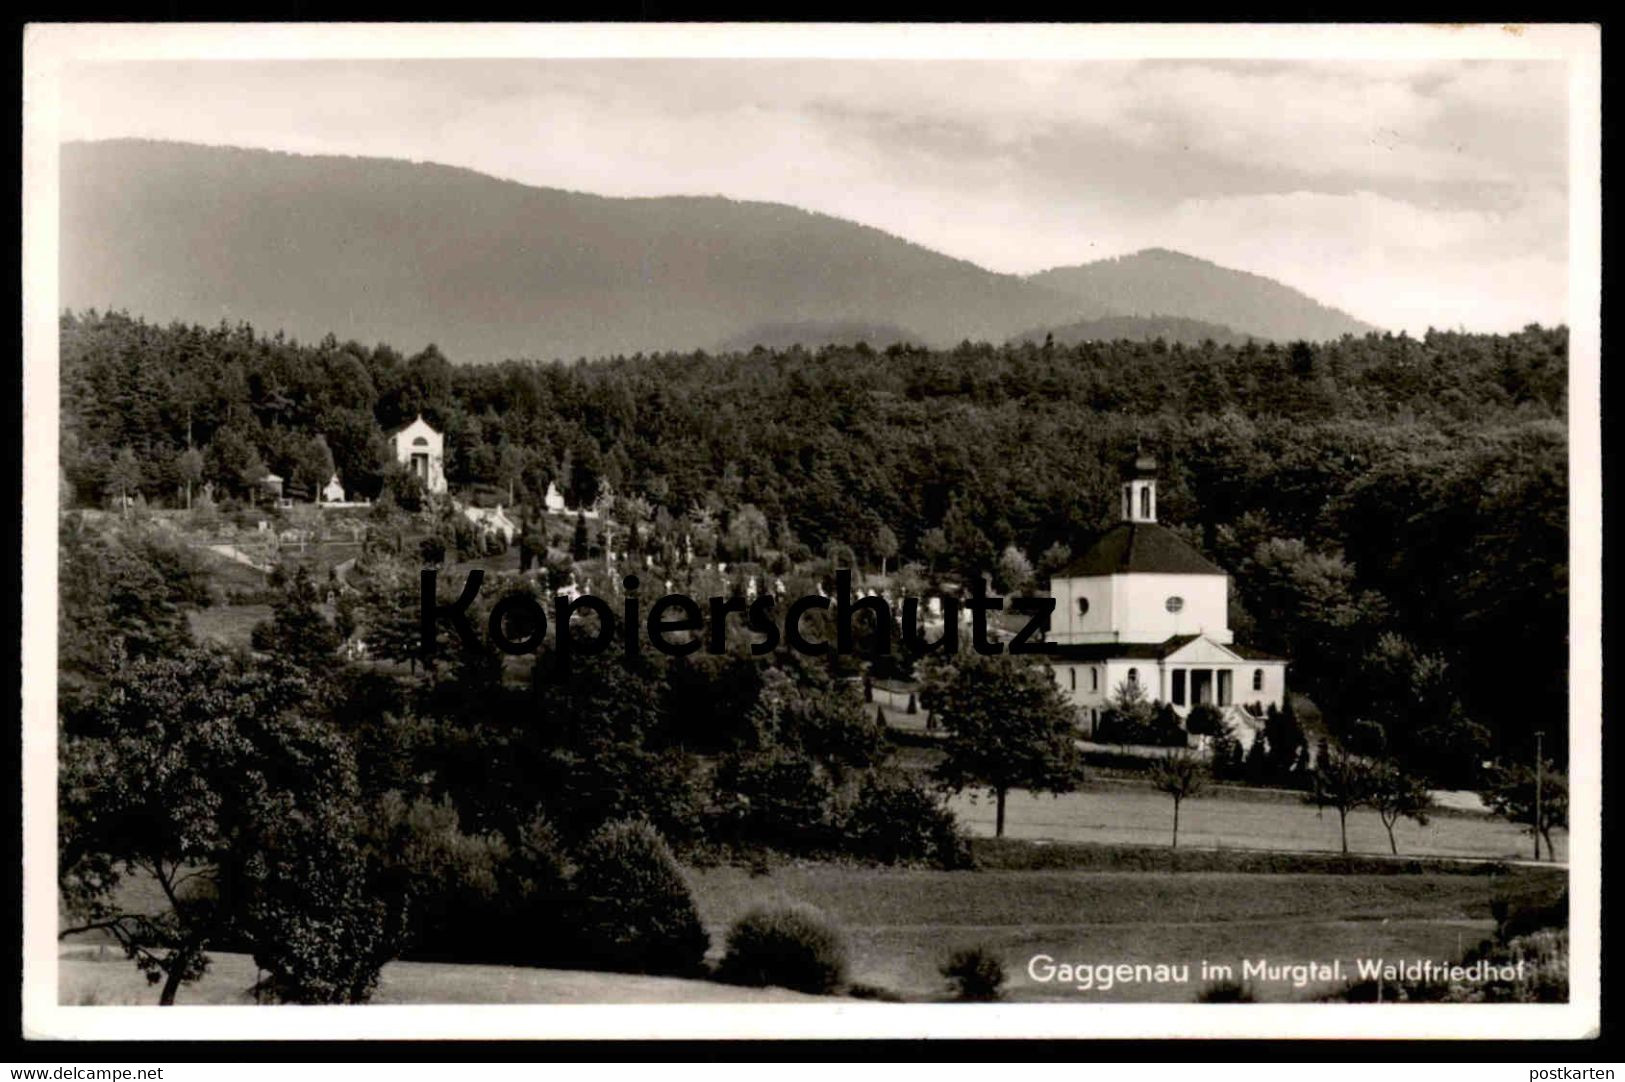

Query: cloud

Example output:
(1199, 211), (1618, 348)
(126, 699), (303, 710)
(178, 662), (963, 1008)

(56, 57), (1571, 333)
(1144, 190), (1567, 331)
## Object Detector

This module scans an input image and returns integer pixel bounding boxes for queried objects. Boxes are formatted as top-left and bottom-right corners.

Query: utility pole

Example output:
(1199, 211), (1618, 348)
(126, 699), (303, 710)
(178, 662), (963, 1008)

(1533, 730), (1545, 862)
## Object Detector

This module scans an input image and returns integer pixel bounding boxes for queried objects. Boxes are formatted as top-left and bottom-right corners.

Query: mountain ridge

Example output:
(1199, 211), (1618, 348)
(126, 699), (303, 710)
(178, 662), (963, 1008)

(60, 139), (1378, 363)
(1027, 248), (1377, 343)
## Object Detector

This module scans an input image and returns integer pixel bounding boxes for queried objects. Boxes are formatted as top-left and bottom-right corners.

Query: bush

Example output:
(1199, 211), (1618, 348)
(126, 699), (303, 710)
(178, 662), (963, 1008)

(711, 748), (837, 853)
(505, 813), (575, 963)
(1469, 928), (1568, 1003)
(1095, 711), (1186, 748)
(847, 981), (905, 1002)
(842, 769), (970, 868)
(1326, 928), (1567, 1004)
(570, 819), (709, 977)
(1492, 887), (1568, 944)
(1185, 703), (1225, 737)
(1211, 728), (1246, 781)
(718, 904), (849, 994)
(562, 743), (709, 850)
(364, 793), (516, 964)
(240, 821), (395, 1005)
(940, 945), (1006, 1001)
(1196, 979), (1256, 1003)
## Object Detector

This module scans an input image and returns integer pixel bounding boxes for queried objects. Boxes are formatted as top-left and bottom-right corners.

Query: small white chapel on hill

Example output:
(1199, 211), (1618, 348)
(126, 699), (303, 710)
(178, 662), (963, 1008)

(389, 414), (447, 495)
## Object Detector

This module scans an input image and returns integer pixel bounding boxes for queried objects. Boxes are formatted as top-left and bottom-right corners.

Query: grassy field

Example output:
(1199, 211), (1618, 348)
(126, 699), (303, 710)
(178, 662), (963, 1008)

(187, 603), (274, 649)
(945, 785), (1564, 862)
(58, 943), (820, 1006)
(60, 853), (1563, 1005)
(686, 862), (1565, 1003)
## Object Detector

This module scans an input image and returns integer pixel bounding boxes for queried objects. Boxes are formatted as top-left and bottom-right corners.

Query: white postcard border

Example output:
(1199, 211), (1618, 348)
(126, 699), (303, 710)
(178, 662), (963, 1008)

(21, 21), (1603, 1042)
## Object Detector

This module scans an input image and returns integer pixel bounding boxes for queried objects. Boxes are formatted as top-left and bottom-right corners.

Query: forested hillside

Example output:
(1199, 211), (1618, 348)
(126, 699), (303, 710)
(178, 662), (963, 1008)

(60, 140), (1085, 363)
(60, 309), (1567, 768)
(61, 141), (1382, 362)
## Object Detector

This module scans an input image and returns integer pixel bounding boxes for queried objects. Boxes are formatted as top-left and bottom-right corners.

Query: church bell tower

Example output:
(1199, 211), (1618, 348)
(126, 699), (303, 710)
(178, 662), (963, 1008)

(1122, 452), (1158, 524)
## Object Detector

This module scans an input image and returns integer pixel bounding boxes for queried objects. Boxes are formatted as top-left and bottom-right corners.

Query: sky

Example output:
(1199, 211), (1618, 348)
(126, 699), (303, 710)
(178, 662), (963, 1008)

(58, 56), (1571, 333)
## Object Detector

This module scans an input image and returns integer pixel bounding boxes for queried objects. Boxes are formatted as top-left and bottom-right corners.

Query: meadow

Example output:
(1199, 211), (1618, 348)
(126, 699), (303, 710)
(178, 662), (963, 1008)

(62, 849), (1563, 1006)
(946, 785), (1564, 863)
(58, 943), (820, 1006)
(686, 861), (1562, 1003)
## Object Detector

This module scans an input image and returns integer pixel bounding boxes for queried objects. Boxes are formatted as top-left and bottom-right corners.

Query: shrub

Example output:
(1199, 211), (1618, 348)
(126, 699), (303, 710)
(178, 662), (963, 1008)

(1492, 887), (1568, 944)
(240, 802), (395, 1004)
(940, 945), (1006, 1001)
(1326, 928), (1567, 1004)
(364, 793), (515, 963)
(712, 748), (837, 853)
(842, 769), (970, 868)
(505, 813), (575, 964)
(569, 819), (709, 977)
(1471, 928), (1568, 1003)
(1196, 979), (1256, 1003)
(1211, 728), (1246, 781)
(1185, 703), (1225, 738)
(581, 744), (709, 850)
(718, 904), (849, 994)
(847, 981), (905, 1002)
(1095, 708), (1186, 748)
(242, 852), (393, 1005)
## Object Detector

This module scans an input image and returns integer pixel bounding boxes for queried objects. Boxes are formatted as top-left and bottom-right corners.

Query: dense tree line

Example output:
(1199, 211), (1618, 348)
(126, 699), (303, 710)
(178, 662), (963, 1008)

(60, 309), (1569, 767)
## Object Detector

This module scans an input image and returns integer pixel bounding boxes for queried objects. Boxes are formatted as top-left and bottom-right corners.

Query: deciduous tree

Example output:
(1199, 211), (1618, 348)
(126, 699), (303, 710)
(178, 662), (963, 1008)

(924, 654), (1082, 837)
(1307, 746), (1376, 855)
(1482, 762), (1567, 861)
(58, 649), (394, 1004)
(1149, 746), (1208, 848)
(1368, 763), (1434, 855)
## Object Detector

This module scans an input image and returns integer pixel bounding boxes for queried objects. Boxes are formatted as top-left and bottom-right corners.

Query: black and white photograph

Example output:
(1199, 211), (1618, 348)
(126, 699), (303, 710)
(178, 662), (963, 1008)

(20, 22), (1602, 1043)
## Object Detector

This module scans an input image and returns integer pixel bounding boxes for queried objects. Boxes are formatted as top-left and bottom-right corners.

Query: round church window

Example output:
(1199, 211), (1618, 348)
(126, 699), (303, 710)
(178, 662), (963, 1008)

(1077, 598), (1090, 617)
(1165, 596), (1185, 613)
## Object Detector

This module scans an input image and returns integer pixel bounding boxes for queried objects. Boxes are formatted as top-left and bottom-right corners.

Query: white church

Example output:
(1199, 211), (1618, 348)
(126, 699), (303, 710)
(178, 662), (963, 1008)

(1048, 453), (1286, 740)
(388, 414), (448, 495)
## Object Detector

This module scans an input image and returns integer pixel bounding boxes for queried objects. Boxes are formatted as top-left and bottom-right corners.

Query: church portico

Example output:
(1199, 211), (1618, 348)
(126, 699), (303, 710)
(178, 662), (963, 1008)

(1050, 639), (1284, 716)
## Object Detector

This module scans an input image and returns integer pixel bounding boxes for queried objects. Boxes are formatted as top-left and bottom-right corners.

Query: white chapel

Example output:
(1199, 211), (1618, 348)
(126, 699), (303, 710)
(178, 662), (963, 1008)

(1048, 453), (1287, 739)
(388, 414), (448, 495)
